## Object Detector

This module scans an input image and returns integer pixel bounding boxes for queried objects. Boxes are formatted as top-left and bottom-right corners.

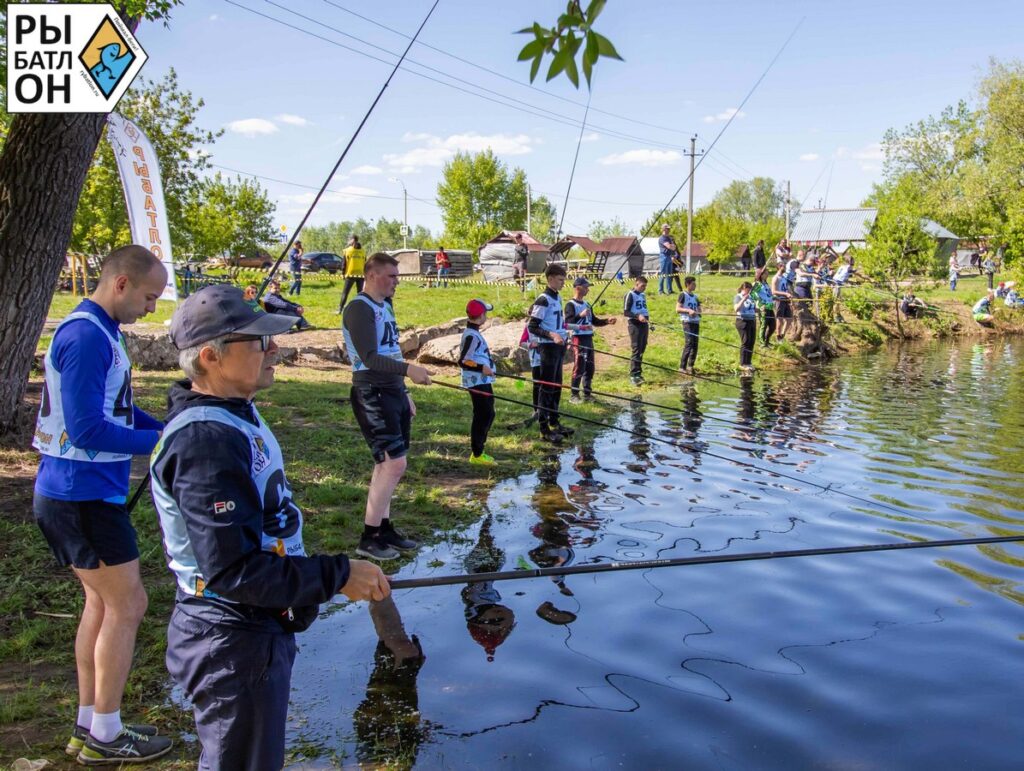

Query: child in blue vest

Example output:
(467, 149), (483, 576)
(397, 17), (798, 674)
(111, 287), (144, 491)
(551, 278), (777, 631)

(459, 299), (497, 465)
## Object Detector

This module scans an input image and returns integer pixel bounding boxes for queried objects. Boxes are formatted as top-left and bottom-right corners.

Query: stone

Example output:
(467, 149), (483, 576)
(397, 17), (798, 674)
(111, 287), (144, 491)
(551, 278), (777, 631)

(417, 320), (572, 371)
(123, 325), (179, 370)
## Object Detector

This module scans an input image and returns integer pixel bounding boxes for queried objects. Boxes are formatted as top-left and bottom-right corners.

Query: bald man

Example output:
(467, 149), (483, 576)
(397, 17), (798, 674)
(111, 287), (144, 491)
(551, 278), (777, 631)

(33, 245), (173, 764)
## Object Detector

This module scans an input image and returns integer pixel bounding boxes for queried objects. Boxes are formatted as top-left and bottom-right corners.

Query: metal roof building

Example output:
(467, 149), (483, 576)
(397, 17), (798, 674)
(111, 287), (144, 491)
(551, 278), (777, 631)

(790, 208), (879, 245)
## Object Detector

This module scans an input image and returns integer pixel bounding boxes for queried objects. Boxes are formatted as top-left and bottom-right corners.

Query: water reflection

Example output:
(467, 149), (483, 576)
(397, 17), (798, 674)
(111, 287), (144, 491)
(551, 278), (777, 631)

(461, 515), (516, 661)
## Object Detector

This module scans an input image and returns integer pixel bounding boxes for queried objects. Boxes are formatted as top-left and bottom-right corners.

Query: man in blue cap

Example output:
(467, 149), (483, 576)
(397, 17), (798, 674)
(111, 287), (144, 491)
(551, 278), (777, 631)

(564, 276), (616, 403)
(151, 284), (390, 770)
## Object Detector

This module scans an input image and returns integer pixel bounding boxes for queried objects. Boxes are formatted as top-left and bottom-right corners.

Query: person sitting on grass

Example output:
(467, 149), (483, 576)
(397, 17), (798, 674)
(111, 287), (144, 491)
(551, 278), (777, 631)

(459, 299), (497, 466)
(263, 279), (312, 330)
(899, 291), (928, 319)
(1004, 286), (1023, 309)
(243, 283), (261, 310)
(973, 290), (996, 325)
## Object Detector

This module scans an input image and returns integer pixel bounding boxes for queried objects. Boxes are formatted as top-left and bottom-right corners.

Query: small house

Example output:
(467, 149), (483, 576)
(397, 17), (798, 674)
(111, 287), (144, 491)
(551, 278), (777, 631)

(478, 230), (550, 281)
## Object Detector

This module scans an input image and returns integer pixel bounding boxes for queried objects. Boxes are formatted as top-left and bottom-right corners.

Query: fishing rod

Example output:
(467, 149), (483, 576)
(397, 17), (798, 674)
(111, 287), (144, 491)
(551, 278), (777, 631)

(434, 380), (919, 519)
(255, 0), (442, 300)
(126, 1), (442, 515)
(555, 90), (592, 239)
(589, 18), (805, 309)
(390, 534), (1024, 589)
(496, 371), (814, 438)
(587, 345), (746, 390)
(676, 326), (807, 366)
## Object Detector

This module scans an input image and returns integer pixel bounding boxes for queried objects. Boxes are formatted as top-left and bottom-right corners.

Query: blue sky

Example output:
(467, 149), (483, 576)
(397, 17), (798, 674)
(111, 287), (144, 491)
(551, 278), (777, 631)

(136, 0), (1023, 239)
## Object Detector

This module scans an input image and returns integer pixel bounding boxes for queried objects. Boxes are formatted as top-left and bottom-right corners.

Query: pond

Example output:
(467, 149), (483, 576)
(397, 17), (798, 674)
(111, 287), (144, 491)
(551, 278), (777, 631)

(288, 338), (1024, 769)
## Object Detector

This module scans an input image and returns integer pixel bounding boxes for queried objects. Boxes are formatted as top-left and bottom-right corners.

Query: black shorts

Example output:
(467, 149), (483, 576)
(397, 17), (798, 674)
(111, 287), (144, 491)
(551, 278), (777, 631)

(33, 492), (139, 569)
(774, 298), (793, 319)
(351, 384), (412, 463)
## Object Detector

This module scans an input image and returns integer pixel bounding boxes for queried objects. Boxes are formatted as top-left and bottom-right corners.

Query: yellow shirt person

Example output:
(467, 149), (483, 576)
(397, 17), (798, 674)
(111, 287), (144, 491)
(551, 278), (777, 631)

(343, 245), (366, 277)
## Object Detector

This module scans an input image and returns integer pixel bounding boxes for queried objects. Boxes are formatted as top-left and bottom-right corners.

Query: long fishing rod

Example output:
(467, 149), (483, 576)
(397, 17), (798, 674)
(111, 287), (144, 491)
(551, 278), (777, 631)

(255, 0), (442, 300)
(590, 18), (805, 309)
(390, 534), (1024, 589)
(434, 380), (917, 519)
(676, 326), (806, 366)
(126, 1), (442, 515)
(587, 345), (745, 390)
(555, 90), (592, 239)
(496, 371), (811, 438)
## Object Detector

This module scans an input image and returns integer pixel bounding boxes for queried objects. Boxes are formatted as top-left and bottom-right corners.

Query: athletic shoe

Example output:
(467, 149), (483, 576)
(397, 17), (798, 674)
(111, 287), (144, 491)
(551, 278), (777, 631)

(582, 394), (595, 402)
(379, 521), (419, 552)
(77, 727), (172, 765)
(551, 424), (574, 437)
(355, 536), (401, 561)
(67, 724), (158, 757)
(469, 452), (496, 466)
(569, 395), (583, 405)
(630, 376), (645, 386)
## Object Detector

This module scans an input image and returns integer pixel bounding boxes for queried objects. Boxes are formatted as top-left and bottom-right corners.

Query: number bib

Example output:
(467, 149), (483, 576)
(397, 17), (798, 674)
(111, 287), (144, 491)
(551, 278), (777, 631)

(33, 311), (134, 462)
(343, 294), (403, 372)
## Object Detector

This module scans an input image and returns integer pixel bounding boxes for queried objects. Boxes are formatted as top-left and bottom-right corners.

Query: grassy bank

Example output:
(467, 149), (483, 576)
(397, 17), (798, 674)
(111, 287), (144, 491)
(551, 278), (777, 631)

(3, 271), (1019, 764)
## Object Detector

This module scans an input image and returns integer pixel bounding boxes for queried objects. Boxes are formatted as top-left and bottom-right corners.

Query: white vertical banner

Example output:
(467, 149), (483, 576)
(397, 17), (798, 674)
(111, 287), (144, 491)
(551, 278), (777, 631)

(106, 112), (177, 301)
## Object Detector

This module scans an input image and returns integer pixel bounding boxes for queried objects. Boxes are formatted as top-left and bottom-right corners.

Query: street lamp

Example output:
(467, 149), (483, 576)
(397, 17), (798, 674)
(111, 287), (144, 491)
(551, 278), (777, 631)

(388, 176), (408, 250)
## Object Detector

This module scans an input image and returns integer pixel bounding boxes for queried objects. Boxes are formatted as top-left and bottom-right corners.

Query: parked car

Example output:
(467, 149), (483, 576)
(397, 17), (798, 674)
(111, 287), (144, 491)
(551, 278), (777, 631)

(303, 252), (345, 273)
(226, 251), (274, 269)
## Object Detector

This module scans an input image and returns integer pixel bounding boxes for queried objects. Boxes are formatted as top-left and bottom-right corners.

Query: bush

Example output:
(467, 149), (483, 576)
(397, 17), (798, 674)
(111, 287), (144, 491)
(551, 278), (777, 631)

(494, 300), (529, 321)
(844, 291), (876, 321)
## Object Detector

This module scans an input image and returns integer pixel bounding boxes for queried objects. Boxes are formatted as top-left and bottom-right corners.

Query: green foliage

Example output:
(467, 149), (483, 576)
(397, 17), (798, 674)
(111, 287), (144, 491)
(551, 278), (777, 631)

(859, 176), (934, 296)
(182, 173), (276, 258)
(843, 291), (876, 321)
(517, 0), (623, 88)
(436, 150), (528, 251)
(588, 217), (632, 241)
(300, 218), (435, 255)
(494, 300), (529, 321)
(529, 194), (559, 242)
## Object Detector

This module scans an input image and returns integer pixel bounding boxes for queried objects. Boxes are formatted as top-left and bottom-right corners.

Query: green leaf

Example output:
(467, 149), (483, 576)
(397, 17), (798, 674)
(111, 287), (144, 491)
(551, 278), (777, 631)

(518, 39), (545, 61)
(546, 47), (570, 82)
(582, 46), (594, 87)
(565, 50), (580, 88)
(530, 54), (543, 83)
(585, 0), (607, 25)
(593, 32), (623, 60)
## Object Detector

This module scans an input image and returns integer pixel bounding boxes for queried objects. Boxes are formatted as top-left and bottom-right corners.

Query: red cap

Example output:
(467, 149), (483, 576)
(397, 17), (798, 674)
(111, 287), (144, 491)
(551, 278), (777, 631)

(466, 299), (494, 317)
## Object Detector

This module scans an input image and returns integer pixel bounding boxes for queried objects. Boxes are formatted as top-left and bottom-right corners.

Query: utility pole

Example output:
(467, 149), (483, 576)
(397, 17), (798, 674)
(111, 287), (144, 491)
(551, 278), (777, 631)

(684, 135), (704, 274)
(526, 181), (532, 237)
(388, 176), (408, 249)
(785, 180), (791, 241)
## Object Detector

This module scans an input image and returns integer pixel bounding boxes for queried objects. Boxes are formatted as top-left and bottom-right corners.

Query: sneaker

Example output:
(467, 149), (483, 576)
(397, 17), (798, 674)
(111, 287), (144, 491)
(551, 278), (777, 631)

(630, 376), (644, 386)
(77, 727), (172, 765)
(469, 452), (497, 466)
(379, 521), (419, 552)
(569, 395), (583, 405)
(582, 394), (595, 402)
(551, 424), (575, 437)
(355, 535), (401, 561)
(67, 724), (158, 757)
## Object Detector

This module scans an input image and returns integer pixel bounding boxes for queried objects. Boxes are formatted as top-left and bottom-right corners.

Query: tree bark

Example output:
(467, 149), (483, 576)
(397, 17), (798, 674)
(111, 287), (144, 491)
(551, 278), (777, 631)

(0, 113), (107, 434)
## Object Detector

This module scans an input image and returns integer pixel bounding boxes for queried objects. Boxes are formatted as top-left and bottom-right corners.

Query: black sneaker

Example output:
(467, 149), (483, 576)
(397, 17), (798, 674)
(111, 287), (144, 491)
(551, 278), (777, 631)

(551, 424), (575, 437)
(67, 724), (157, 757)
(355, 535), (400, 561)
(379, 521), (419, 552)
(77, 727), (172, 765)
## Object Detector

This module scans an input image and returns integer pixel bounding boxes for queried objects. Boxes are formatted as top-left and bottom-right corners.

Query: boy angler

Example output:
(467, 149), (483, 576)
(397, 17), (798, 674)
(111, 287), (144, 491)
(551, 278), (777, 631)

(623, 276), (650, 385)
(564, 276), (615, 402)
(459, 299), (497, 465)
(527, 264), (574, 444)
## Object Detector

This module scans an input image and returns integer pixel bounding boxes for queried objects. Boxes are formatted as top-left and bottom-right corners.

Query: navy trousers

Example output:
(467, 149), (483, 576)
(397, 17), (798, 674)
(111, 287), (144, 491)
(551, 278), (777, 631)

(166, 604), (297, 771)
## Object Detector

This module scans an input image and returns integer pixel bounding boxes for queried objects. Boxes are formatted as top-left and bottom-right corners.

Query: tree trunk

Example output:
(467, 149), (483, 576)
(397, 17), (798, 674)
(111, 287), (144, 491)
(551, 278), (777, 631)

(0, 113), (107, 434)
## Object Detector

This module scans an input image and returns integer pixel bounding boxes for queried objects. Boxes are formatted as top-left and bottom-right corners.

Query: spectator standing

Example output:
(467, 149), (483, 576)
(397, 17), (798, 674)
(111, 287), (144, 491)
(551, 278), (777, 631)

(513, 233), (529, 292)
(435, 246), (451, 289)
(657, 224), (679, 295)
(774, 238), (791, 267)
(339, 235), (366, 313)
(753, 239), (766, 271)
(982, 253), (997, 289)
(287, 240), (303, 296)
(34, 246), (172, 764)
(949, 253), (960, 291)
(153, 285), (390, 769)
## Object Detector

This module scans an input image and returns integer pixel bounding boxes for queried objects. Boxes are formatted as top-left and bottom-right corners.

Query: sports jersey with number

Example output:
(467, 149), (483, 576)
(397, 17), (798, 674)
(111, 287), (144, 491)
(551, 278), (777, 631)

(459, 326), (495, 388)
(624, 290), (648, 320)
(34, 311), (134, 463)
(678, 291), (701, 323)
(528, 289), (566, 344)
(343, 294), (402, 372)
(151, 404), (306, 599)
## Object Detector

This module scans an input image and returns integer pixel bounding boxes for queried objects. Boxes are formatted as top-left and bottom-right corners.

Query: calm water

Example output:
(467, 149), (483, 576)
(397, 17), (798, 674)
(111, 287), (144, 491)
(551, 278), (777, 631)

(288, 338), (1024, 769)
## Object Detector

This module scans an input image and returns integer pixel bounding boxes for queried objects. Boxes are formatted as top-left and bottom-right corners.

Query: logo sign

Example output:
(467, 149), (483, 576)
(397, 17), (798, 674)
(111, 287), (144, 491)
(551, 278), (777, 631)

(6, 4), (148, 113)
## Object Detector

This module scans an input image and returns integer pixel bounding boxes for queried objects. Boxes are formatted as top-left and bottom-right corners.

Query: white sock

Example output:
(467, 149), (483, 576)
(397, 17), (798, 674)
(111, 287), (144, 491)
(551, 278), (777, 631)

(90, 710), (123, 743)
(77, 705), (94, 730)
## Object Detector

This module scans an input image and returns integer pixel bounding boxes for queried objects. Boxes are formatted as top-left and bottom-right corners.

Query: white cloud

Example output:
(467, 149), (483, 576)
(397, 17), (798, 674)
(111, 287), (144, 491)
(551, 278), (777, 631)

(596, 149), (682, 167)
(209, 14), (219, 21)
(225, 118), (278, 138)
(384, 132), (537, 172)
(799, 153), (820, 162)
(859, 162), (880, 173)
(276, 113), (310, 127)
(835, 146), (849, 158)
(581, 132), (600, 142)
(351, 164), (383, 176)
(852, 142), (884, 160)
(703, 107), (746, 124)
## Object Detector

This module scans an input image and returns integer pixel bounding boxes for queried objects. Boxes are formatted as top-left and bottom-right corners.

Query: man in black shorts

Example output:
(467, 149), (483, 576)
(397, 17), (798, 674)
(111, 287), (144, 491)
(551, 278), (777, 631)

(342, 253), (434, 560)
(32, 245), (173, 764)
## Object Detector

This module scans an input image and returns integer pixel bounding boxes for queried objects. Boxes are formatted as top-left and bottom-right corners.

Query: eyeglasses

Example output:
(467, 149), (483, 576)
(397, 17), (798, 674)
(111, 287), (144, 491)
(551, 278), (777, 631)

(224, 334), (272, 351)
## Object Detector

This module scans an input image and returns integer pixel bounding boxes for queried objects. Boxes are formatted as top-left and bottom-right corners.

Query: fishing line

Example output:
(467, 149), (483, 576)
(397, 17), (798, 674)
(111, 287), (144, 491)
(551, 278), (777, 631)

(434, 380), (918, 518)
(556, 90), (593, 240)
(126, 1), (442, 515)
(255, 0), (442, 300)
(389, 534), (1024, 589)
(587, 345), (745, 391)
(590, 17), (805, 309)
(675, 326), (807, 366)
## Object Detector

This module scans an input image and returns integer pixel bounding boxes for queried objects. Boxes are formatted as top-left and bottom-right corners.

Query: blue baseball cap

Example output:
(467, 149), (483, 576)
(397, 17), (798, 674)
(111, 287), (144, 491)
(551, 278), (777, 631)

(573, 276), (591, 287)
(169, 284), (296, 349)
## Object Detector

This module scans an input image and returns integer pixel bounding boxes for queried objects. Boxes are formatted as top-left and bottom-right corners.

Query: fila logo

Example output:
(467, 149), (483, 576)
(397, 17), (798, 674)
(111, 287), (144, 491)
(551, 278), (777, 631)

(213, 500), (236, 514)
